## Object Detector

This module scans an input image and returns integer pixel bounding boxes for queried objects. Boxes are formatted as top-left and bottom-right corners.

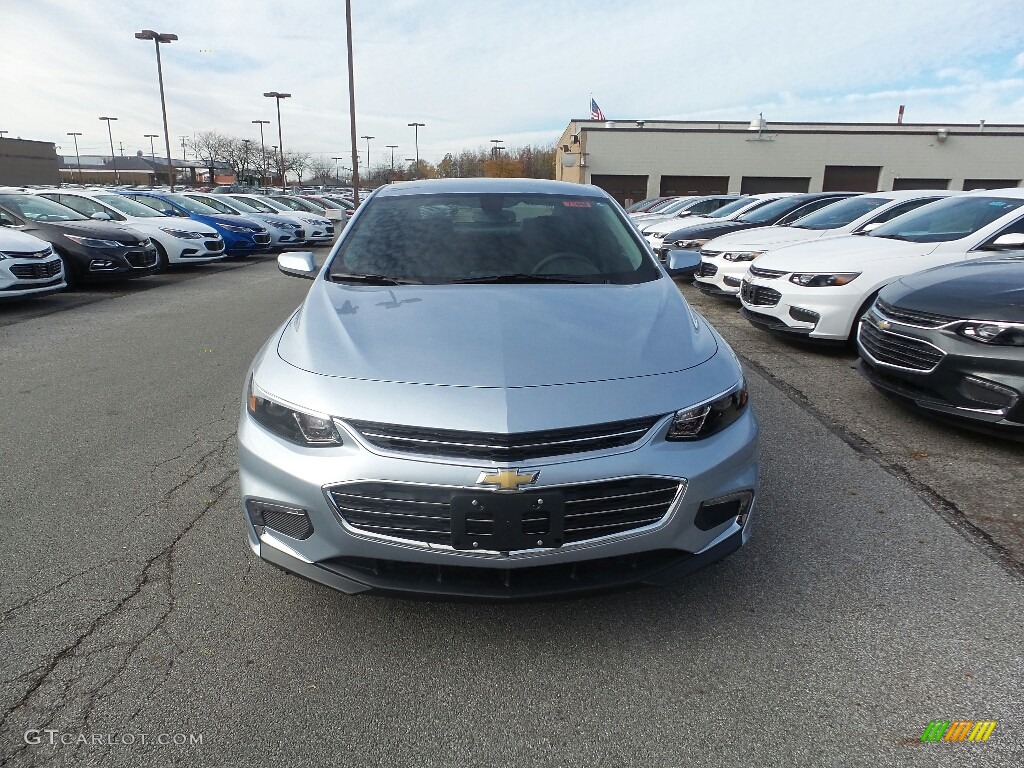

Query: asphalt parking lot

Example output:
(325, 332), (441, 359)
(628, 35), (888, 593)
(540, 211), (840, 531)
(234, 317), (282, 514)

(1, 253), (1022, 767)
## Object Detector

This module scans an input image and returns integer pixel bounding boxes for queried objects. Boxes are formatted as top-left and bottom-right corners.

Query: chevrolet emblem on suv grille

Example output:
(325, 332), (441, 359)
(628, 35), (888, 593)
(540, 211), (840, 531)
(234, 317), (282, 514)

(476, 468), (540, 491)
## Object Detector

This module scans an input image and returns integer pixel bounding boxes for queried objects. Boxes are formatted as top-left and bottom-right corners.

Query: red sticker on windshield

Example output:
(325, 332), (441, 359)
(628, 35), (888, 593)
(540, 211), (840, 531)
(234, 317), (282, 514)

(562, 201), (591, 207)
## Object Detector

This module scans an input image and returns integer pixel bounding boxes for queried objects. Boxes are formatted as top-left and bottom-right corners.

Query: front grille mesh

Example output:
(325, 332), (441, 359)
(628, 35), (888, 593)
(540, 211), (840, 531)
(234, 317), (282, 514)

(875, 298), (958, 328)
(327, 477), (682, 548)
(346, 415), (660, 462)
(124, 251), (157, 268)
(10, 260), (62, 279)
(740, 281), (782, 307)
(858, 320), (945, 371)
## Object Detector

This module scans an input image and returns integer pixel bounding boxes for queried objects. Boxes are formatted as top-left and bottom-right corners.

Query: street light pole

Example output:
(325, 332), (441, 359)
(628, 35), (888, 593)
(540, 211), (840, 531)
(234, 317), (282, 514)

(241, 138), (253, 186)
(252, 120), (270, 189)
(331, 157), (346, 185)
(385, 145), (398, 182)
(408, 122), (424, 179)
(263, 91), (291, 193)
(344, 0), (360, 205)
(144, 134), (158, 186)
(135, 30), (178, 190)
(99, 117), (120, 185)
(67, 132), (84, 184)
(360, 135), (374, 170)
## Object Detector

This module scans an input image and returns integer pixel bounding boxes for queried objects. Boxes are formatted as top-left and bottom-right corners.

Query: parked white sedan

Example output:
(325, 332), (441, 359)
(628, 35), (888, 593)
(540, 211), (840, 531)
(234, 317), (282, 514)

(695, 190), (954, 297)
(738, 189), (1024, 341)
(0, 226), (66, 299)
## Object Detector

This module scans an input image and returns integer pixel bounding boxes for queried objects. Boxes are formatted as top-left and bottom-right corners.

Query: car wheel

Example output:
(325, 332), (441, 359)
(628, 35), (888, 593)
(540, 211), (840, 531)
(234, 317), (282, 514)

(57, 252), (78, 290)
(153, 241), (170, 272)
(848, 290), (881, 345)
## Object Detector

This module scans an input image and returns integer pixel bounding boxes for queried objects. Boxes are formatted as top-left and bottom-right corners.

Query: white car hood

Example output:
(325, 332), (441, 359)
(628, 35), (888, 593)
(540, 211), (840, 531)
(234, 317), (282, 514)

(123, 215), (214, 233)
(705, 225), (825, 252)
(754, 235), (940, 271)
(0, 227), (53, 251)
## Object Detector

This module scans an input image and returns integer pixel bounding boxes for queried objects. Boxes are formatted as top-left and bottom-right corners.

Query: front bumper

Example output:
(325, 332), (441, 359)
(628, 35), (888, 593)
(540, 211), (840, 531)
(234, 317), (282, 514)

(65, 244), (160, 281)
(0, 256), (66, 299)
(739, 276), (863, 340)
(238, 397), (759, 599)
(855, 312), (1024, 436)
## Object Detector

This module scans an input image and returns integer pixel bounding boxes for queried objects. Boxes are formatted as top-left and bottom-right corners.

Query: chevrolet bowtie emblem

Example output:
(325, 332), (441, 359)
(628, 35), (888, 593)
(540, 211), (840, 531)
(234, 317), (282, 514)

(476, 468), (540, 491)
(876, 317), (891, 330)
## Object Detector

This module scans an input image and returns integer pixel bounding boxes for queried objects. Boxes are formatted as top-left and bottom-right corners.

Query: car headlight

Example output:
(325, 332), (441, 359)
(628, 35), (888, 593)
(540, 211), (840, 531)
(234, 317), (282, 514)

(247, 377), (343, 446)
(788, 272), (860, 287)
(159, 227), (203, 239)
(220, 223), (257, 233)
(666, 378), (749, 441)
(64, 234), (123, 248)
(955, 321), (1024, 346)
(670, 238), (710, 249)
(722, 251), (763, 262)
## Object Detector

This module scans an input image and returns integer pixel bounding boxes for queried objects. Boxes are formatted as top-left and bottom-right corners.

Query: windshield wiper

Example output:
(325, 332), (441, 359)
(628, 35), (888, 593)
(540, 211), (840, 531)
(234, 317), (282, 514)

(451, 273), (591, 284)
(328, 272), (421, 285)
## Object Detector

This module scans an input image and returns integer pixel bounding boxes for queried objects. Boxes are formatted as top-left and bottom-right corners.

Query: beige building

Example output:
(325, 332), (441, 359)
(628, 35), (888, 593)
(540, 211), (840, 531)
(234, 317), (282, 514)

(555, 120), (1024, 207)
(0, 138), (61, 186)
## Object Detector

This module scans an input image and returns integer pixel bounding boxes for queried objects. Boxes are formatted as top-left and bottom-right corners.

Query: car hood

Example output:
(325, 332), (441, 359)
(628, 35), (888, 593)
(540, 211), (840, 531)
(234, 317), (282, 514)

(124, 216), (214, 234)
(30, 220), (150, 243)
(880, 254), (1024, 322)
(0, 227), (53, 251)
(200, 213), (263, 230)
(644, 215), (712, 235)
(705, 226), (823, 251)
(754, 234), (938, 270)
(277, 277), (718, 387)
(662, 220), (755, 241)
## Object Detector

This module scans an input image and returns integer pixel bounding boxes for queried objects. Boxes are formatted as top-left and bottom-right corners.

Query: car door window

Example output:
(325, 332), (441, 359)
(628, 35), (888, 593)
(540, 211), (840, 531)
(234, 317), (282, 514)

(978, 214), (1024, 248)
(866, 198), (939, 226)
(0, 208), (20, 226)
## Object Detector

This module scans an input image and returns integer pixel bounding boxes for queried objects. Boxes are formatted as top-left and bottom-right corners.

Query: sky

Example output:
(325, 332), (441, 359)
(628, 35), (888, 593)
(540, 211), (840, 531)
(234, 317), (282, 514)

(2, 0), (1024, 170)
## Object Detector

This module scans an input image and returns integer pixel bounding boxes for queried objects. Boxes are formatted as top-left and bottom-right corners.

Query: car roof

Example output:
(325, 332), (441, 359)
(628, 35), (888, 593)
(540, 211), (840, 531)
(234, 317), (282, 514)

(373, 177), (611, 199)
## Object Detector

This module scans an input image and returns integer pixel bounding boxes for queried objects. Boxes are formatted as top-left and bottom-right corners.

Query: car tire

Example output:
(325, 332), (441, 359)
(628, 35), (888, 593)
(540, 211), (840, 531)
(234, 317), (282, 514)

(848, 290), (881, 345)
(57, 252), (78, 290)
(153, 241), (170, 272)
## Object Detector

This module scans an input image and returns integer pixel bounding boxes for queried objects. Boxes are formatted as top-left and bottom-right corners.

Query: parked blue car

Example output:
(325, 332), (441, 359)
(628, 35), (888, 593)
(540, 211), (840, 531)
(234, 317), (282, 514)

(118, 192), (272, 256)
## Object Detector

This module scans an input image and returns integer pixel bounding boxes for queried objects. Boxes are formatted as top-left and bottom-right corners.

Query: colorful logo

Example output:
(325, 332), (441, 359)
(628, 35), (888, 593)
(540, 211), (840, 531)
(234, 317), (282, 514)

(920, 721), (997, 742)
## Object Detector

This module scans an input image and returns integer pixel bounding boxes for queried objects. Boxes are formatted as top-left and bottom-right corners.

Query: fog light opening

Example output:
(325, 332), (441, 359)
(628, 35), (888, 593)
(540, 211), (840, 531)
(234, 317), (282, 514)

(246, 499), (313, 540)
(88, 259), (118, 271)
(695, 490), (754, 532)
(788, 306), (820, 325)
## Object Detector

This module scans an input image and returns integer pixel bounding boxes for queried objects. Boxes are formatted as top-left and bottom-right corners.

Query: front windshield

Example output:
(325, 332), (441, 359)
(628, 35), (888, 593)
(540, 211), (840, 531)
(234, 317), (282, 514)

(186, 195), (239, 215)
(644, 197), (690, 214)
(706, 197), (753, 219)
(790, 196), (888, 230)
(161, 194), (221, 215)
(329, 192), (659, 285)
(737, 196), (805, 224)
(96, 194), (167, 218)
(231, 195), (279, 213)
(0, 194), (88, 222)
(218, 196), (260, 213)
(868, 196), (1024, 243)
(271, 196), (323, 213)
(649, 197), (696, 215)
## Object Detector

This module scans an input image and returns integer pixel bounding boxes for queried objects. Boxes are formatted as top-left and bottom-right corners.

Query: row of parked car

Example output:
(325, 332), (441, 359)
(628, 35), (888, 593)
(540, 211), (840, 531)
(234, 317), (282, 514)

(0, 188), (353, 293)
(636, 188), (1024, 440)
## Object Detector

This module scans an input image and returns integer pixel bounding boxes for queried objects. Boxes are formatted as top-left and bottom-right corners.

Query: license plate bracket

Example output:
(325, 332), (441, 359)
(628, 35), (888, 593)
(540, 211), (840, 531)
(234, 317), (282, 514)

(450, 491), (564, 552)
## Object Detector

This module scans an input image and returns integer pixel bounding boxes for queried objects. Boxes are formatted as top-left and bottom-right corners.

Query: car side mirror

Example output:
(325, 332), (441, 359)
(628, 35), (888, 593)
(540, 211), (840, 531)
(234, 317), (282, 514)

(988, 232), (1024, 250)
(89, 211), (113, 221)
(666, 250), (702, 276)
(278, 251), (318, 280)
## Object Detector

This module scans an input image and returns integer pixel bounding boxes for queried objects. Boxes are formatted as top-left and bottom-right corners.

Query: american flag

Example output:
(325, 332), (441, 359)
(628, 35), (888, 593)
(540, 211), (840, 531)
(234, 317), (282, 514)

(590, 98), (605, 121)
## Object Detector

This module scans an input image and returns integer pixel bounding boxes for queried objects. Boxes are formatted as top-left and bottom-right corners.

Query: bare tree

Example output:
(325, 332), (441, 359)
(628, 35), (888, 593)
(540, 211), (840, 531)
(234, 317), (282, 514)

(306, 155), (335, 185)
(188, 131), (234, 184)
(283, 151), (312, 186)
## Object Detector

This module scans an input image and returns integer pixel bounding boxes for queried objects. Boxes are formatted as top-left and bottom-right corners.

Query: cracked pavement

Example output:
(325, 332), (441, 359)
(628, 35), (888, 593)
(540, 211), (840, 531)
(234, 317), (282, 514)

(1, 254), (1022, 767)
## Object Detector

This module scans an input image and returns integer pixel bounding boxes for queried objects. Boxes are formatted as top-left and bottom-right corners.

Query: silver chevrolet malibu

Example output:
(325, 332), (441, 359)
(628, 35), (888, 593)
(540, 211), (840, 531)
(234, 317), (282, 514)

(238, 178), (759, 598)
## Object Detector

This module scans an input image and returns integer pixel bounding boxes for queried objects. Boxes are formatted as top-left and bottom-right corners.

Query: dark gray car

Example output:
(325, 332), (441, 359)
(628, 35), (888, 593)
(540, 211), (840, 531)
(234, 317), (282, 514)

(0, 193), (158, 286)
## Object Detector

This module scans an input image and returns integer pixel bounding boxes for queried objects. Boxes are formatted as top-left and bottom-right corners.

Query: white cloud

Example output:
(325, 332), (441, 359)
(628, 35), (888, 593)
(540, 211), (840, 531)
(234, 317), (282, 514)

(3, 0), (1024, 165)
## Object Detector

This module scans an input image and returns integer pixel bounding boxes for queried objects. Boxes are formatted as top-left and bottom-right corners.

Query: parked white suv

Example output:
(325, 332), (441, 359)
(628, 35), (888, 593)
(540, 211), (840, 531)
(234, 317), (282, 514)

(0, 226), (66, 299)
(36, 190), (225, 270)
(738, 189), (1024, 341)
(695, 190), (953, 297)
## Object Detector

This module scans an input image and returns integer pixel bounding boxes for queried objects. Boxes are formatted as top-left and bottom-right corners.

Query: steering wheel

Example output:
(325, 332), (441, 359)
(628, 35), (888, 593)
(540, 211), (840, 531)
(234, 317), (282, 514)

(533, 251), (598, 275)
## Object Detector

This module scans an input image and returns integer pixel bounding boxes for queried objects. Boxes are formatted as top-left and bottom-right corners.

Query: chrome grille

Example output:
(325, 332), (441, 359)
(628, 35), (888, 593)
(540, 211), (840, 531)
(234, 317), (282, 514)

(4, 246), (52, 260)
(327, 477), (683, 548)
(875, 298), (959, 328)
(858, 319), (945, 372)
(696, 262), (718, 278)
(748, 265), (787, 279)
(699, 249), (720, 259)
(345, 415), (660, 462)
(125, 251), (157, 268)
(10, 259), (62, 280)
(253, 234), (272, 245)
(740, 280), (782, 307)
